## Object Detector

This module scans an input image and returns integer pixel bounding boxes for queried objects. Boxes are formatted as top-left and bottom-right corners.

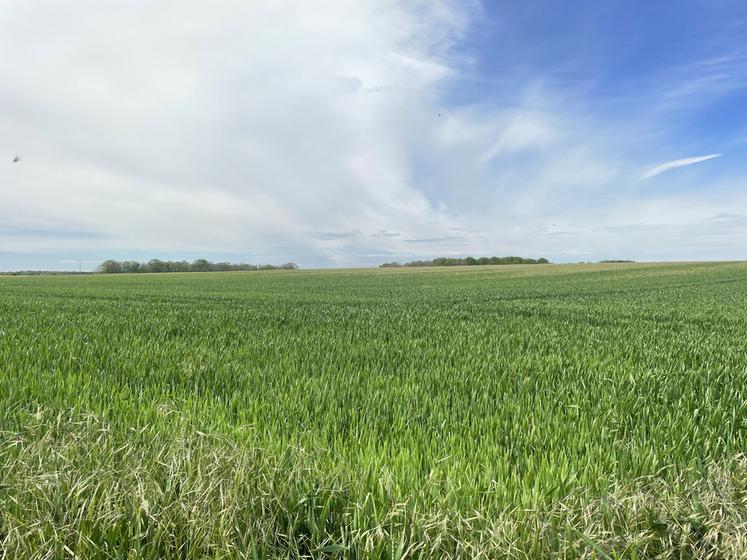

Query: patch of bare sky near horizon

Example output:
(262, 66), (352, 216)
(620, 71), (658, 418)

(1, 0), (746, 267)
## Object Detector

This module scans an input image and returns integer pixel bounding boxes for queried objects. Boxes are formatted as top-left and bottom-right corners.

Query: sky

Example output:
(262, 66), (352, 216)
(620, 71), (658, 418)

(1, 0), (747, 270)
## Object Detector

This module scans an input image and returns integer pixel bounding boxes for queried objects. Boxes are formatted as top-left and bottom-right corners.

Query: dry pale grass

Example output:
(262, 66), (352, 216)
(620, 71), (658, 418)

(1, 410), (745, 559)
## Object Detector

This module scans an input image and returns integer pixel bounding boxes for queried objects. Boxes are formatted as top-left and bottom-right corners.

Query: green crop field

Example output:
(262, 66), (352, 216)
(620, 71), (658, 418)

(1, 262), (746, 559)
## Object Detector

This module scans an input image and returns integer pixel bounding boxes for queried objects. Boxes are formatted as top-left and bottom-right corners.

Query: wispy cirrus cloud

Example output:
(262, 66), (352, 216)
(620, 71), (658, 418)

(637, 154), (722, 181)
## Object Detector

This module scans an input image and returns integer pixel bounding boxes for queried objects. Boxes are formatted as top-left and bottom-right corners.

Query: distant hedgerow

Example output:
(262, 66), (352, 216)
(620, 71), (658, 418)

(380, 256), (549, 267)
(97, 258), (299, 273)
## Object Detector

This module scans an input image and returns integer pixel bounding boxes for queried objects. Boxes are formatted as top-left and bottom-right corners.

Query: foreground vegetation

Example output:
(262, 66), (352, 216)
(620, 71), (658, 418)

(1, 262), (746, 558)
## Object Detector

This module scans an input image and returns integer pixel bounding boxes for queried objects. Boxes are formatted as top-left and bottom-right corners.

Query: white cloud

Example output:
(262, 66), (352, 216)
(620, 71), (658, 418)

(478, 111), (557, 162)
(637, 154), (722, 181)
(1, 1), (745, 268)
(0, 0), (479, 265)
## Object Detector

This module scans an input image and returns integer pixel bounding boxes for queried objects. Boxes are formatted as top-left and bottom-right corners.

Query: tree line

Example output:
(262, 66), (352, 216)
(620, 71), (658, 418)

(0, 270), (93, 276)
(97, 259), (299, 274)
(380, 256), (550, 268)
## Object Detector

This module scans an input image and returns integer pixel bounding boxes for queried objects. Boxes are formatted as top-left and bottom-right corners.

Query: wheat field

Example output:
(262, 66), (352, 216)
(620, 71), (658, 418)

(1, 262), (746, 558)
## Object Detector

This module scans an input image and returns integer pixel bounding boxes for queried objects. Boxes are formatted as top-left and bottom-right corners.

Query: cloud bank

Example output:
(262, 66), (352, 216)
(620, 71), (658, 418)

(1, 1), (747, 269)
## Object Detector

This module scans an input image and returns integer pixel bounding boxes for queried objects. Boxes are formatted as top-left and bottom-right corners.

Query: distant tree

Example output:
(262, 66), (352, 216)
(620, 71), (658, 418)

(381, 256), (551, 268)
(190, 259), (210, 272)
(96, 258), (299, 274)
(235, 263), (257, 271)
(97, 260), (122, 274)
(121, 260), (141, 273)
(211, 262), (231, 272)
(145, 259), (164, 273)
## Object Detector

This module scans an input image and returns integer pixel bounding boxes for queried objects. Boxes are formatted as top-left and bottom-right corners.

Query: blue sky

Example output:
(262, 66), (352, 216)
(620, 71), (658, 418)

(1, 0), (747, 270)
(470, 5), (745, 170)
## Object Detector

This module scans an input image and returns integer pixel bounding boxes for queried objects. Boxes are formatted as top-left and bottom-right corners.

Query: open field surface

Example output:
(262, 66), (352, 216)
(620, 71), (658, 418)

(1, 262), (747, 558)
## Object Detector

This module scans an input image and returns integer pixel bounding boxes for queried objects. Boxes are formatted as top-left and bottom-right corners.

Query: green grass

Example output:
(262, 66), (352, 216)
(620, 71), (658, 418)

(1, 262), (746, 558)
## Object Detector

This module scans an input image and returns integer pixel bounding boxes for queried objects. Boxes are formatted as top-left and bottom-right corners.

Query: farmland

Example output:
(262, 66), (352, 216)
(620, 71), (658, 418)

(1, 262), (746, 558)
